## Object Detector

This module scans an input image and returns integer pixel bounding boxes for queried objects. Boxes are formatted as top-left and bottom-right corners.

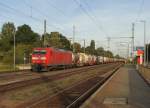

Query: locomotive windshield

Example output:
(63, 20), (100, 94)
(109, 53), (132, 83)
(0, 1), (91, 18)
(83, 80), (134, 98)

(33, 50), (47, 54)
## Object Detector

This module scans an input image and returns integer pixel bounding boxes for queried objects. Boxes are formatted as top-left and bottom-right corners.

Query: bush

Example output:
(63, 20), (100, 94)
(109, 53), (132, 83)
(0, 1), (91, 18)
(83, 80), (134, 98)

(2, 44), (33, 64)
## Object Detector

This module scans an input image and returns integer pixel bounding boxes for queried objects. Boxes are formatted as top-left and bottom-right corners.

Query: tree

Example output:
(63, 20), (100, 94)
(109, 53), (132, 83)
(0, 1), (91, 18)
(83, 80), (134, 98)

(15, 44), (33, 64)
(72, 42), (81, 53)
(90, 40), (95, 50)
(104, 50), (113, 57)
(1, 22), (15, 40)
(85, 40), (96, 55)
(2, 44), (34, 64)
(44, 32), (71, 50)
(96, 47), (104, 56)
(114, 54), (121, 58)
(59, 34), (71, 50)
(90, 40), (95, 55)
(0, 22), (16, 51)
(15, 24), (40, 44)
(42, 33), (51, 46)
(49, 32), (62, 48)
(85, 46), (91, 54)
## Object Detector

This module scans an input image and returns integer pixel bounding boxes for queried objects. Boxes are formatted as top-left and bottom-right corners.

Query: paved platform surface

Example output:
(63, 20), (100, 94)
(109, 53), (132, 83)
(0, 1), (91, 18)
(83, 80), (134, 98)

(80, 65), (150, 108)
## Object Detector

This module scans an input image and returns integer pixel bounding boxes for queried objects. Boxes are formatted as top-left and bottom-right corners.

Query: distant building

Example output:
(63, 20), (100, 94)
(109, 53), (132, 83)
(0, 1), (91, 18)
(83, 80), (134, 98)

(135, 46), (144, 65)
(137, 49), (144, 65)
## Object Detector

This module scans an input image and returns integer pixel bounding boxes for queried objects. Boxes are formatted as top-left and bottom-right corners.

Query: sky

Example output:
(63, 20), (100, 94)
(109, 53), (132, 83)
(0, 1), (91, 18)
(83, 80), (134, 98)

(0, 0), (149, 57)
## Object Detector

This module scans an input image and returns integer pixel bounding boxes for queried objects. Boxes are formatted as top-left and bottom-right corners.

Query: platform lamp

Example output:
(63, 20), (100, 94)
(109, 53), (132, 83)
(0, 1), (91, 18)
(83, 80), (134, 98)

(13, 30), (16, 71)
(140, 20), (146, 66)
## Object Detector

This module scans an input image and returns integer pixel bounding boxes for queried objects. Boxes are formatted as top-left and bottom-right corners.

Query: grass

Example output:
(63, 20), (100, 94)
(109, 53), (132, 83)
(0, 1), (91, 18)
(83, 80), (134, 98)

(0, 64), (22, 72)
(0, 64), (15, 72)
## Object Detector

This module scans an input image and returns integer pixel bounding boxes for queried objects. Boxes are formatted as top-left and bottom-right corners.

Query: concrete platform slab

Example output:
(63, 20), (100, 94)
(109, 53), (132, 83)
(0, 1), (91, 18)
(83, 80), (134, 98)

(103, 97), (127, 105)
(80, 65), (150, 108)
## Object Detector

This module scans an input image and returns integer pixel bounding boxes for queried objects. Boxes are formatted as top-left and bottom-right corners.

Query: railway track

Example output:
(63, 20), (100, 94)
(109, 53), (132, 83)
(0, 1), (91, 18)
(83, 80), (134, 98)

(0, 63), (117, 92)
(15, 63), (122, 108)
(0, 64), (110, 80)
(0, 65), (100, 82)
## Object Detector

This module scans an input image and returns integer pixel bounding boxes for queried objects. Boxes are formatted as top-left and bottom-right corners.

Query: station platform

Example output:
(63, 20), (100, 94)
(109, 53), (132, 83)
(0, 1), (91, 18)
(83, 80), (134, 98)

(80, 65), (150, 108)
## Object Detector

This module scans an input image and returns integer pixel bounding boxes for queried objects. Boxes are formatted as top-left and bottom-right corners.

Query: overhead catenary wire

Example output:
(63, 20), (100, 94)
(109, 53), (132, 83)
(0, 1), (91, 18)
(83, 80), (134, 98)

(73, 0), (110, 37)
(23, 0), (59, 26)
(80, 0), (107, 32)
(22, 1), (57, 29)
(23, 0), (69, 33)
(46, 0), (69, 18)
(0, 1), (43, 22)
(135, 0), (145, 21)
(0, 2), (48, 33)
(0, 13), (45, 33)
(79, 0), (111, 47)
(0, 1), (69, 36)
(27, 0), (71, 36)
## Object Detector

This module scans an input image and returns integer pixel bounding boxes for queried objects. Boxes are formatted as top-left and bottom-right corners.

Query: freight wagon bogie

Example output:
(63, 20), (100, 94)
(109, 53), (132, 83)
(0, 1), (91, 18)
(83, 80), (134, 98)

(31, 64), (48, 72)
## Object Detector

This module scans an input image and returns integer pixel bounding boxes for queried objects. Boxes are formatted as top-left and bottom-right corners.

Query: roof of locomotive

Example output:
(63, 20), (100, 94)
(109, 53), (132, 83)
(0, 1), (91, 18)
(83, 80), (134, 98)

(33, 47), (72, 53)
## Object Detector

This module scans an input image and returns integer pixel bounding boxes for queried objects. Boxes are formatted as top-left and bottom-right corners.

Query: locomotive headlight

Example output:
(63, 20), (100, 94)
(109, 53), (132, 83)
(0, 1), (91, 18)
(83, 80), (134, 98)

(32, 57), (38, 60)
(40, 57), (46, 60)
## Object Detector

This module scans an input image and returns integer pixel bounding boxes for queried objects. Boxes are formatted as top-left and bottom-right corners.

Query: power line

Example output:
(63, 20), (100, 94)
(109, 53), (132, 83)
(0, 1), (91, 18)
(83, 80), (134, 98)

(0, 1), (42, 22)
(23, 0), (53, 22)
(80, 0), (102, 24)
(0, 14), (45, 33)
(135, 0), (145, 21)
(0, 2), (48, 34)
(46, 0), (68, 18)
(73, 0), (109, 37)
(23, 0), (71, 35)
(0, 1), (70, 36)
(23, 0), (64, 29)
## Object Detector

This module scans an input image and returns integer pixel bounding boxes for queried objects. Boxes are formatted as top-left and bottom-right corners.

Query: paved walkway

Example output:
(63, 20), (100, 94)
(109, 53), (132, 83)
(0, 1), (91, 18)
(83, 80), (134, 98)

(81, 65), (150, 108)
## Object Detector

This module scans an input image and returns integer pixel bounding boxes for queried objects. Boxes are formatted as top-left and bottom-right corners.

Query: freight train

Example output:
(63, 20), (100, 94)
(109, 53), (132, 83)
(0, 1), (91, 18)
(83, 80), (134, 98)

(31, 47), (125, 71)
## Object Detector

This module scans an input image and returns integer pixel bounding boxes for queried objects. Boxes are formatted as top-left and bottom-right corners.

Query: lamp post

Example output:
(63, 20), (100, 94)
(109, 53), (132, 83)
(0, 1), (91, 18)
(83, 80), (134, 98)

(73, 25), (75, 53)
(140, 20), (146, 66)
(13, 30), (16, 71)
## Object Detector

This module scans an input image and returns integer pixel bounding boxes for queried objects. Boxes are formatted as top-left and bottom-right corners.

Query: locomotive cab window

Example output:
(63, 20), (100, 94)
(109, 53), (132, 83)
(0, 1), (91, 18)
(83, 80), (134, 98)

(33, 50), (47, 54)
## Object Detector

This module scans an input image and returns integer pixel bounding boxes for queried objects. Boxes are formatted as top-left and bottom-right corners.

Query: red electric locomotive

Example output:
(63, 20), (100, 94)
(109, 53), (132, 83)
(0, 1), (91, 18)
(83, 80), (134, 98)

(31, 47), (72, 71)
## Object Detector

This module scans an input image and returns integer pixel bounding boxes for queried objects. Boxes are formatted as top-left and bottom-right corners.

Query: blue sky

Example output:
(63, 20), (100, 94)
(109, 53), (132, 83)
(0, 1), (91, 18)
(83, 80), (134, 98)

(0, 0), (149, 57)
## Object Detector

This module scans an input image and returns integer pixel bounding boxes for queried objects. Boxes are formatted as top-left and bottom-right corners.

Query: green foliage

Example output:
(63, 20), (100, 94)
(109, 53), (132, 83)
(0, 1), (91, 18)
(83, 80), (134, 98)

(0, 21), (118, 66)
(0, 22), (15, 51)
(90, 40), (95, 54)
(95, 47), (104, 56)
(43, 32), (71, 50)
(59, 34), (71, 50)
(85, 40), (96, 55)
(49, 32), (62, 48)
(0, 23), (41, 65)
(2, 44), (34, 64)
(0, 64), (18, 71)
(90, 40), (95, 50)
(104, 50), (113, 57)
(72, 42), (81, 53)
(15, 24), (40, 44)
(1, 22), (15, 39)
(85, 45), (114, 57)
(114, 54), (121, 58)
(85, 46), (91, 54)
(15, 44), (33, 64)
(42, 33), (50, 46)
(2, 49), (14, 64)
